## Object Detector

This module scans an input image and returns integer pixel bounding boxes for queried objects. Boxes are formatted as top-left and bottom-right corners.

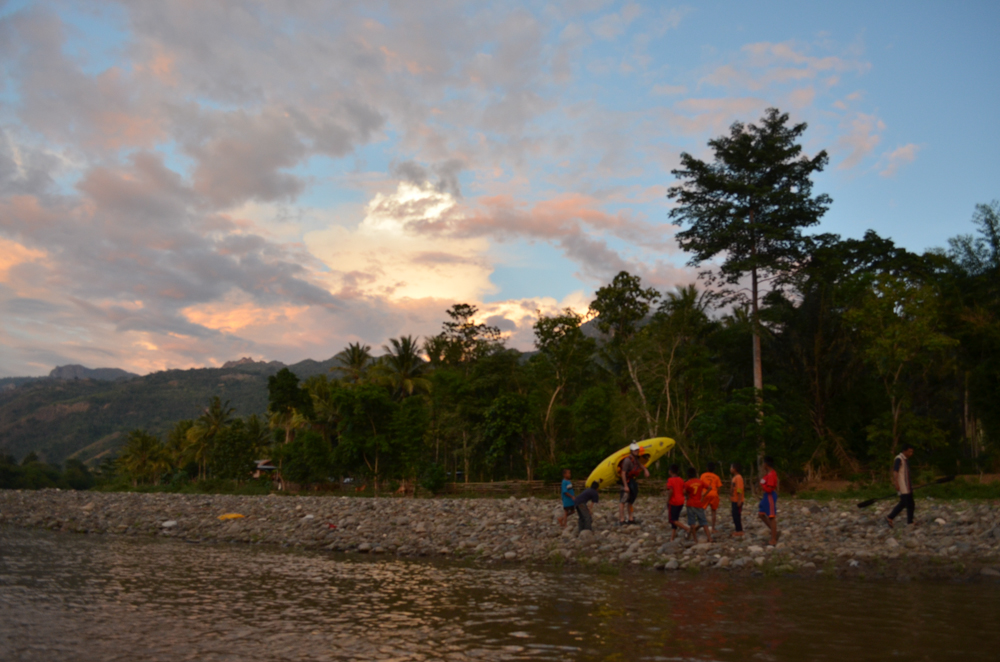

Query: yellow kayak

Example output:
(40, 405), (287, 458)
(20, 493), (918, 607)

(585, 437), (675, 489)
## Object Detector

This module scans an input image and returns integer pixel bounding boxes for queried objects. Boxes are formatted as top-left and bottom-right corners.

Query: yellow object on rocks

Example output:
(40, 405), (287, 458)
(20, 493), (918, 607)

(218, 513), (245, 521)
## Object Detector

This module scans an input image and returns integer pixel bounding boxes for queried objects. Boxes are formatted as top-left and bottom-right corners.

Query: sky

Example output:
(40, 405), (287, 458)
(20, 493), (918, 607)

(1, 0), (998, 377)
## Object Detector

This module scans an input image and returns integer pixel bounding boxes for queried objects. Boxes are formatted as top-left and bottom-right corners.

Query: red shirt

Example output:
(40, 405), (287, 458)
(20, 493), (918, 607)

(760, 469), (778, 494)
(666, 476), (685, 506)
(684, 478), (705, 509)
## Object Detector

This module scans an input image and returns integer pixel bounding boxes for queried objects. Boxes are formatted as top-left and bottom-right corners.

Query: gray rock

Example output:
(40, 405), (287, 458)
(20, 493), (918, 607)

(504, 551), (517, 560)
(981, 567), (1000, 577)
(161, 520), (177, 528)
(665, 559), (679, 570)
(357, 542), (372, 552)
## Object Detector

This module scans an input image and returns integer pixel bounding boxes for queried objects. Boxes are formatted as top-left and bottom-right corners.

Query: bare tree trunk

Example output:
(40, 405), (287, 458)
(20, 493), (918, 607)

(462, 430), (469, 484)
(626, 356), (657, 438)
(544, 383), (563, 462)
(749, 211), (765, 475)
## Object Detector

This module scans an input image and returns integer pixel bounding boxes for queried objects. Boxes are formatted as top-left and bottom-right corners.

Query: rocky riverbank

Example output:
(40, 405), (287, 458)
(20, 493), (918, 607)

(2, 489), (999, 581)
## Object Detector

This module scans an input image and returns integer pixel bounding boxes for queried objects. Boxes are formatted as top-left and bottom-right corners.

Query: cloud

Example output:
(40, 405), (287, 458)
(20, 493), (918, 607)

(590, 3), (643, 40)
(879, 143), (921, 177)
(305, 182), (496, 303)
(837, 112), (885, 170)
(651, 84), (687, 96)
(702, 41), (869, 92)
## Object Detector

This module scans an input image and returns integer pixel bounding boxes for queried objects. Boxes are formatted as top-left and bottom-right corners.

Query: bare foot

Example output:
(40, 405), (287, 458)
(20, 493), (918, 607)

(885, 516), (894, 528)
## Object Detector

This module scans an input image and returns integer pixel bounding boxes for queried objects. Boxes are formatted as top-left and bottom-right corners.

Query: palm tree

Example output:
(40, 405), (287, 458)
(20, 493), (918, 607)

(165, 419), (193, 470)
(331, 342), (372, 384)
(185, 396), (235, 480)
(373, 335), (432, 399)
(118, 430), (170, 486)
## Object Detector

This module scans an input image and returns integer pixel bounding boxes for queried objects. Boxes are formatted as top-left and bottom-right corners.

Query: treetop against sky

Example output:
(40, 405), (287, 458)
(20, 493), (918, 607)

(0, 0), (996, 377)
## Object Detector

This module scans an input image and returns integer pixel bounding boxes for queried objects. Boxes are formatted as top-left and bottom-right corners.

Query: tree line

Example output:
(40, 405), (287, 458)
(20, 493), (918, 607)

(95, 108), (1000, 491)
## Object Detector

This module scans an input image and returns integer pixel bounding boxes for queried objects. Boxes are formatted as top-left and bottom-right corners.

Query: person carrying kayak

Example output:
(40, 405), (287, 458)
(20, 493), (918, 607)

(618, 442), (649, 525)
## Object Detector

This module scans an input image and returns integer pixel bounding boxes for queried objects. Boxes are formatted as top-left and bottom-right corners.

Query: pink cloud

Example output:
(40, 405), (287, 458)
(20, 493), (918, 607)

(879, 143), (921, 177)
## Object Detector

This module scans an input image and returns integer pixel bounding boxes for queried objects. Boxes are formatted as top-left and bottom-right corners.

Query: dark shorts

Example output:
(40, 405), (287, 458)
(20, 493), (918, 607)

(619, 480), (638, 505)
(668, 504), (684, 529)
(562, 506), (576, 515)
(758, 492), (777, 518)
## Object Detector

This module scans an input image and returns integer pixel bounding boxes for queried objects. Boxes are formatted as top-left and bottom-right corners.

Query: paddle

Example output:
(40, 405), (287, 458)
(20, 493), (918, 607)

(856, 475), (955, 509)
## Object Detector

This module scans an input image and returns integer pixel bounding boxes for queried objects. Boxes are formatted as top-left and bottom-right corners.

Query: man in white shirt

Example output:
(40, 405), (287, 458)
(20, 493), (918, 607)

(886, 444), (915, 527)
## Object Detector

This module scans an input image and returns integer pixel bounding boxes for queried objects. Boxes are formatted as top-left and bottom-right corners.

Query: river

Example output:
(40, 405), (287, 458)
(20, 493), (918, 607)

(1, 528), (997, 661)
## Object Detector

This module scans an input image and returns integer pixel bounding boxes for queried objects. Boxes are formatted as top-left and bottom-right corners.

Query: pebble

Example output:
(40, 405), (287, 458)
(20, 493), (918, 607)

(0, 490), (997, 578)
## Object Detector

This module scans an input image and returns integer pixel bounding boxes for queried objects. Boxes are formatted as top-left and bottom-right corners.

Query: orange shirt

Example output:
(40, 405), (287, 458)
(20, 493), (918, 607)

(700, 472), (722, 498)
(684, 478), (705, 509)
(730, 474), (745, 503)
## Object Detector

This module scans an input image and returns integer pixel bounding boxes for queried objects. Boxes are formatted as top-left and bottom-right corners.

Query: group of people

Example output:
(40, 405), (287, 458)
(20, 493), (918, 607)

(558, 444), (782, 546)
(560, 442), (921, 545)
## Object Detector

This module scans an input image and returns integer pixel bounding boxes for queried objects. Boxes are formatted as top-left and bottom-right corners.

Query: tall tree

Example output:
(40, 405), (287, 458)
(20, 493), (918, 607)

(533, 308), (595, 461)
(186, 396), (235, 480)
(268, 368), (313, 445)
(845, 274), (957, 455)
(119, 429), (170, 486)
(589, 270), (660, 435)
(374, 335), (431, 399)
(668, 107), (831, 461)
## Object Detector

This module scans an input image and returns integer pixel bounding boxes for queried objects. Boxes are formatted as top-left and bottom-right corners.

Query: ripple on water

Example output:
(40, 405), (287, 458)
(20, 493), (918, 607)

(2, 528), (999, 661)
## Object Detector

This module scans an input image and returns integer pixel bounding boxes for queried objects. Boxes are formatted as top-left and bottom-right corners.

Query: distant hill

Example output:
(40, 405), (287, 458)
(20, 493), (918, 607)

(0, 357), (340, 467)
(48, 364), (140, 381)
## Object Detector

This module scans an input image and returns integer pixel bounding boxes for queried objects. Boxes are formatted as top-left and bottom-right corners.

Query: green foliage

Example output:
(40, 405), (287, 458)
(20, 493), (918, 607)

(420, 463), (447, 494)
(209, 418), (261, 480)
(278, 430), (333, 485)
(118, 429), (170, 486)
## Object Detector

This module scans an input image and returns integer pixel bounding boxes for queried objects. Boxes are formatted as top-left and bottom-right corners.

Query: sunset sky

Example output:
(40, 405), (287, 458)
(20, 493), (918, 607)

(1, 1), (998, 377)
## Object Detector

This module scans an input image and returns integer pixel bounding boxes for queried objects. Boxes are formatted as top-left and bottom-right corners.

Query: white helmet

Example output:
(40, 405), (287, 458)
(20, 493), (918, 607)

(629, 442), (640, 452)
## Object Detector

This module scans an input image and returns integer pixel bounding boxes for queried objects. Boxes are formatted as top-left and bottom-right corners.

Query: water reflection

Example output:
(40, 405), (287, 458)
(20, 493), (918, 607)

(1, 529), (998, 661)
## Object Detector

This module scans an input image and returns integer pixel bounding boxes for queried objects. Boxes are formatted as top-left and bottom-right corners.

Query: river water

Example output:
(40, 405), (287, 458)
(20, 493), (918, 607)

(1, 528), (997, 661)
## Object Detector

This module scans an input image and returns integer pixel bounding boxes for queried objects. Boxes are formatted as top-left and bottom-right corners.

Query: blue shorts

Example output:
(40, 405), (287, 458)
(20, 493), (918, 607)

(758, 492), (777, 518)
(686, 507), (708, 527)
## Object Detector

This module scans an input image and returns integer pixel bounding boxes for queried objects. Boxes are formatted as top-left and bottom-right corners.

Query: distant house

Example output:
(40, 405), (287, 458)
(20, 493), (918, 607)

(253, 460), (277, 480)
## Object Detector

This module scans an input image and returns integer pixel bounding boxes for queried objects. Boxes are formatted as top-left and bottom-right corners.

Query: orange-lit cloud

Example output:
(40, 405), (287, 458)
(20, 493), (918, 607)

(0, 237), (46, 281)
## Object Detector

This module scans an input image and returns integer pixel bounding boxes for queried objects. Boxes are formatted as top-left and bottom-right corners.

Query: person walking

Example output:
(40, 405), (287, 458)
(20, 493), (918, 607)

(558, 468), (575, 527)
(684, 467), (712, 543)
(757, 456), (779, 546)
(665, 464), (691, 541)
(618, 443), (649, 525)
(700, 462), (723, 533)
(886, 444), (916, 527)
(729, 462), (744, 537)
(574, 481), (600, 532)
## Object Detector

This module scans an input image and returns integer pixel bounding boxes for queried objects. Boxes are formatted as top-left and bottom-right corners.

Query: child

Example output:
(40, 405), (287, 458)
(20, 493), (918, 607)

(757, 456), (779, 546)
(700, 462), (723, 533)
(665, 464), (690, 541)
(558, 468), (575, 527)
(684, 467), (712, 543)
(574, 481), (600, 532)
(730, 462), (744, 537)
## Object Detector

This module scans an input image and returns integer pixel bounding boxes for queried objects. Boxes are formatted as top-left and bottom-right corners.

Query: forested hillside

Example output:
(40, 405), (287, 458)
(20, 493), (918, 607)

(0, 357), (337, 465)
